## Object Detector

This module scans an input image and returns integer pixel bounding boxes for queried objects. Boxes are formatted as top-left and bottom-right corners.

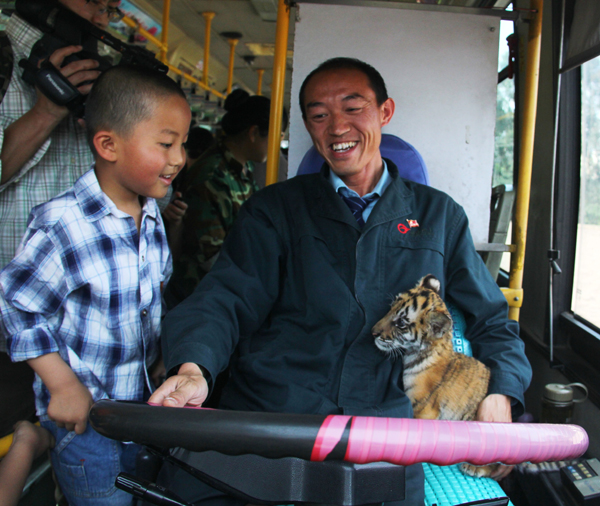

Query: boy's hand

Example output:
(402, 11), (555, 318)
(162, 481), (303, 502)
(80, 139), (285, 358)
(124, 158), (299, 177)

(27, 353), (94, 435)
(47, 377), (94, 434)
(148, 362), (208, 407)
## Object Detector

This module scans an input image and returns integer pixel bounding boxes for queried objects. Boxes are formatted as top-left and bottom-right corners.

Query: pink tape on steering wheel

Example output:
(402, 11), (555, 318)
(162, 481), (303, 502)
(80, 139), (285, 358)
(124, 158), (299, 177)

(312, 416), (588, 466)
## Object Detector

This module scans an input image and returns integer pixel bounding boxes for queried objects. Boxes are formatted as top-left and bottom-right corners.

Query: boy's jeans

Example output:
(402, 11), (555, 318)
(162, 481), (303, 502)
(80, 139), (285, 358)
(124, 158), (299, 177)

(41, 419), (141, 506)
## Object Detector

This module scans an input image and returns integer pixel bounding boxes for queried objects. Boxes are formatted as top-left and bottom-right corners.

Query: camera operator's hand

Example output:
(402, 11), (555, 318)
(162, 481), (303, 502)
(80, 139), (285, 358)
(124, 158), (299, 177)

(1, 45), (100, 185)
(33, 45), (101, 122)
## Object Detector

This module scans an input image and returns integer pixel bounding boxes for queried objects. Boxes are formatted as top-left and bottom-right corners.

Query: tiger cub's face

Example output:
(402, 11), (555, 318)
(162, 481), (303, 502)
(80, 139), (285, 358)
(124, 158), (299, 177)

(372, 274), (452, 356)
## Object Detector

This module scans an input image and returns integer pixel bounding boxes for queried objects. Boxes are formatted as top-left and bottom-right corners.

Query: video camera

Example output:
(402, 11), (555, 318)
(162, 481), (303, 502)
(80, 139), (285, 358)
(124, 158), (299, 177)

(15, 0), (168, 117)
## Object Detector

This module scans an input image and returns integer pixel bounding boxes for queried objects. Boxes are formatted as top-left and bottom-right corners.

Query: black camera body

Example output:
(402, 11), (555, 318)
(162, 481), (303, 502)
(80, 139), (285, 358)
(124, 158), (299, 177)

(16, 0), (168, 117)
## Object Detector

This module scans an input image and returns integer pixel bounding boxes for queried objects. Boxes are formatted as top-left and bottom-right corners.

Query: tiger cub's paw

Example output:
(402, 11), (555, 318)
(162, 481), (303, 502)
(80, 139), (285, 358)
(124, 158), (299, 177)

(460, 463), (499, 478)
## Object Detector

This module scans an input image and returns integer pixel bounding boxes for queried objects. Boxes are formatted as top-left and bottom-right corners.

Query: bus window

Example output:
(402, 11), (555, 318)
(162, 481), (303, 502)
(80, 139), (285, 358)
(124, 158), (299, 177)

(494, 19), (516, 275)
(494, 19), (516, 188)
(573, 55), (600, 330)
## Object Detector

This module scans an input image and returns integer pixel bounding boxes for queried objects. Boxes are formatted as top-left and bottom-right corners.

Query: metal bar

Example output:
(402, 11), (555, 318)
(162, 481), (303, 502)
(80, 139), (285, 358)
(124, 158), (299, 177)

(256, 69), (265, 96)
(0, 422), (42, 459)
(265, 0), (290, 186)
(121, 16), (166, 51)
(0, 430), (12, 459)
(159, 0), (171, 64)
(549, 0), (566, 364)
(501, 288), (524, 308)
(508, 0), (543, 321)
(168, 66), (225, 99)
(295, 0), (520, 20)
(202, 12), (216, 88)
(121, 15), (224, 99)
(227, 38), (239, 95)
(474, 243), (516, 252)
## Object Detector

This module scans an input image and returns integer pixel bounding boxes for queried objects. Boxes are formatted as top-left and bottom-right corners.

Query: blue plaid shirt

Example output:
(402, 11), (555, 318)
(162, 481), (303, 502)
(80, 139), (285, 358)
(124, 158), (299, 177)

(0, 169), (172, 418)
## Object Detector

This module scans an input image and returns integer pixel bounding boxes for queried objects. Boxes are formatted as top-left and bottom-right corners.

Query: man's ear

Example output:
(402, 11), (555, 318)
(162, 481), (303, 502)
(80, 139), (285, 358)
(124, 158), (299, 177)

(380, 98), (395, 127)
(93, 131), (118, 162)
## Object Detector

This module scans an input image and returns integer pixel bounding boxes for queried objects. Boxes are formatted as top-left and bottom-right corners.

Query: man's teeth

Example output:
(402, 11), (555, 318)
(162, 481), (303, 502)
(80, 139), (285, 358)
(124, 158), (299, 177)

(161, 175), (172, 179)
(332, 142), (357, 152)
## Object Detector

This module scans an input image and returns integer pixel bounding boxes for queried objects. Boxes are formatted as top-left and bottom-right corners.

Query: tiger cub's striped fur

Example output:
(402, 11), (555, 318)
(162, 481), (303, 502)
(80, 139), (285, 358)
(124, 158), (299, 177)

(372, 274), (495, 477)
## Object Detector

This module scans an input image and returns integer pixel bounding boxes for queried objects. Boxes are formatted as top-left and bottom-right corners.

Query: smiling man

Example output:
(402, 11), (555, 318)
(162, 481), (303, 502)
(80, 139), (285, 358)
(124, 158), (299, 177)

(150, 58), (532, 506)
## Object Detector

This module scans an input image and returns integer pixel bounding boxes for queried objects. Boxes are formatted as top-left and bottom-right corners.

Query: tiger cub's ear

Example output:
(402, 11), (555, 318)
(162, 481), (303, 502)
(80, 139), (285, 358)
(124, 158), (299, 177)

(428, 309), (452, 339)
(420, 274), (441, 293)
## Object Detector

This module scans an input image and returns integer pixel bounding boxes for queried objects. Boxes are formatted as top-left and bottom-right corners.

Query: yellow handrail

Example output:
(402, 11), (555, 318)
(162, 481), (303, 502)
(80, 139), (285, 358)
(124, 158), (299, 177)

(0, 422), (42, 460)
(227, 38), (239, 95)
(0, 431), (13, 459)
(167, 65), (225, 99)
(265, 0), (290, 186)
(120, 16), (166, 52)
(256, 69), (265, 96)
(120, 14), (224, 100)
(159, 0), (171, 64)
(508, 0), (543, 321)
(202, 12), (216, 88)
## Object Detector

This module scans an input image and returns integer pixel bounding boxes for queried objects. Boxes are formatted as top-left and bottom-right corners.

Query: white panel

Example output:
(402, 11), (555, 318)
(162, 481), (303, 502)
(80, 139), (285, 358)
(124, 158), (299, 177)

(289, 4), (500, 244)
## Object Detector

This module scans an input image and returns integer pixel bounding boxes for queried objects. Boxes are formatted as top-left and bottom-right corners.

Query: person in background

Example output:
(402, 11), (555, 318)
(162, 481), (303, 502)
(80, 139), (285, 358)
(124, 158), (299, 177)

(0, 65), (190, 506)
(161, 127), (215, 262)
(184, 126), (215, 174)
(252, 108), (289, 188)
(164, 89), (270, 308)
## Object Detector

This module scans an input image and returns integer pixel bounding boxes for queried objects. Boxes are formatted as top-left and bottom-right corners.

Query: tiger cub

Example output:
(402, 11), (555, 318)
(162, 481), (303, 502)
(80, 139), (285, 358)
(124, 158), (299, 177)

(372, 274), (496, 478)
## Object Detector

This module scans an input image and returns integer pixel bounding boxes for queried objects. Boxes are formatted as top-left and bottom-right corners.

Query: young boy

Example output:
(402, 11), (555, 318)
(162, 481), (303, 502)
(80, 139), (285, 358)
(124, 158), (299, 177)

(0, 65), (191, 506)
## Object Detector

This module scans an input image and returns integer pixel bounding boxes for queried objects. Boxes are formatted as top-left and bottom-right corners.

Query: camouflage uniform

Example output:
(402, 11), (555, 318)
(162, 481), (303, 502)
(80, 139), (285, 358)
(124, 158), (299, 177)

(166, 140), (259, 307)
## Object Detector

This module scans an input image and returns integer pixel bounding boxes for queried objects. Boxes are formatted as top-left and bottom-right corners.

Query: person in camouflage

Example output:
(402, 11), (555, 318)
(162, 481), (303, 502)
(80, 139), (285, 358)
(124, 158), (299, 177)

(165, 90), (271, 308)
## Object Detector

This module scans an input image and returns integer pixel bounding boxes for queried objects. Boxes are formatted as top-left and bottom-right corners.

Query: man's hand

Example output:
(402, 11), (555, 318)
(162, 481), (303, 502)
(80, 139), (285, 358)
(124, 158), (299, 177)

(148, 362), (209, 407)
(46, 376), (94, 435)
(0, 46), (101, 184)
(477, 393), (514, 480)
(33, 45), (101, 120)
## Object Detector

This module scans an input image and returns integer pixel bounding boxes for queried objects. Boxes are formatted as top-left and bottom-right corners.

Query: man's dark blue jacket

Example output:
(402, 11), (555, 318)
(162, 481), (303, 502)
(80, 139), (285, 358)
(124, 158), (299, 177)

(163, 160), (532, 505)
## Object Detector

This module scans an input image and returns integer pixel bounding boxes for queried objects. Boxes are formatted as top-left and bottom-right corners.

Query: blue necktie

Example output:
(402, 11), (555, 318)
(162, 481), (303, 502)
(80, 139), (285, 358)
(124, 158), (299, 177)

(339, 192), (377, 227)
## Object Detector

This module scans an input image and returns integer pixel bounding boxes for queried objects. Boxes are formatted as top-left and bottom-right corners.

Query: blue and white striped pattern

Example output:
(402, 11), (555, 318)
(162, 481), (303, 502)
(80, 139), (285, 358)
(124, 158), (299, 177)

(0, 169), (172, 418)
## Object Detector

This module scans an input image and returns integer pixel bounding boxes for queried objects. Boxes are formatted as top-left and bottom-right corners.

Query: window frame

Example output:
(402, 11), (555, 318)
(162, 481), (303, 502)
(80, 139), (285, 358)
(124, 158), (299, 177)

(545, 63), (600, 407)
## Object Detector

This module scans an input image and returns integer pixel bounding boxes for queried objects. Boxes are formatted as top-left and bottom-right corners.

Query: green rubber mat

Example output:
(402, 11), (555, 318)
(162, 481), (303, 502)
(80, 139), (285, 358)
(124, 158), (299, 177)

(423, 463), (513, 506)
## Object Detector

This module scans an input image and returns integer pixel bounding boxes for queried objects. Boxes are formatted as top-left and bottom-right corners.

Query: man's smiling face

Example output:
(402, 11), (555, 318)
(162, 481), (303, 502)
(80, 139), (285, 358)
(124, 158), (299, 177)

(303, 67), (394, 184)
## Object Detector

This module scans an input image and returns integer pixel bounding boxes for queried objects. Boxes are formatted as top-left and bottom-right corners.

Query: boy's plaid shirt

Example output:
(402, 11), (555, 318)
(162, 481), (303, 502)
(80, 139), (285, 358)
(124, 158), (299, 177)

(0, 169), (172, 418)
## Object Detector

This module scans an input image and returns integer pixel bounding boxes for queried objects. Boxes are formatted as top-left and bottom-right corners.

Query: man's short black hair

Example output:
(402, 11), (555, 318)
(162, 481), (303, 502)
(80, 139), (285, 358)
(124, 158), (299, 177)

(299, 57), (389, 119)
(85, 65), (186, 156)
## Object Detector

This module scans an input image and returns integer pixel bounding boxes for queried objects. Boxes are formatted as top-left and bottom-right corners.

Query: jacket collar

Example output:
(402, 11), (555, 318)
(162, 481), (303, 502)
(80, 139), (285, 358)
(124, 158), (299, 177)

(312, 159), (414, 229)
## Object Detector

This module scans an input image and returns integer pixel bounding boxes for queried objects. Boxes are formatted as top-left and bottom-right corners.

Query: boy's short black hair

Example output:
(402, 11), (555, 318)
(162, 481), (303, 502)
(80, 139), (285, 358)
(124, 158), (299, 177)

(299, 57), (388, 120)
(85, 65), (187, 156)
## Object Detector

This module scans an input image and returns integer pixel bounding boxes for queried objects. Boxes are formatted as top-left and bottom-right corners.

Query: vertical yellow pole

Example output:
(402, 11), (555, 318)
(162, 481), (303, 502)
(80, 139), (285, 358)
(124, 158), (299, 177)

(508, 0), (544, 321)
(256, 69), (265, 96)
(159, 0), (171, 64)
(227, 38), (239, 95)
(202, 12), (216, 88)
(266, 0), (290, 186)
